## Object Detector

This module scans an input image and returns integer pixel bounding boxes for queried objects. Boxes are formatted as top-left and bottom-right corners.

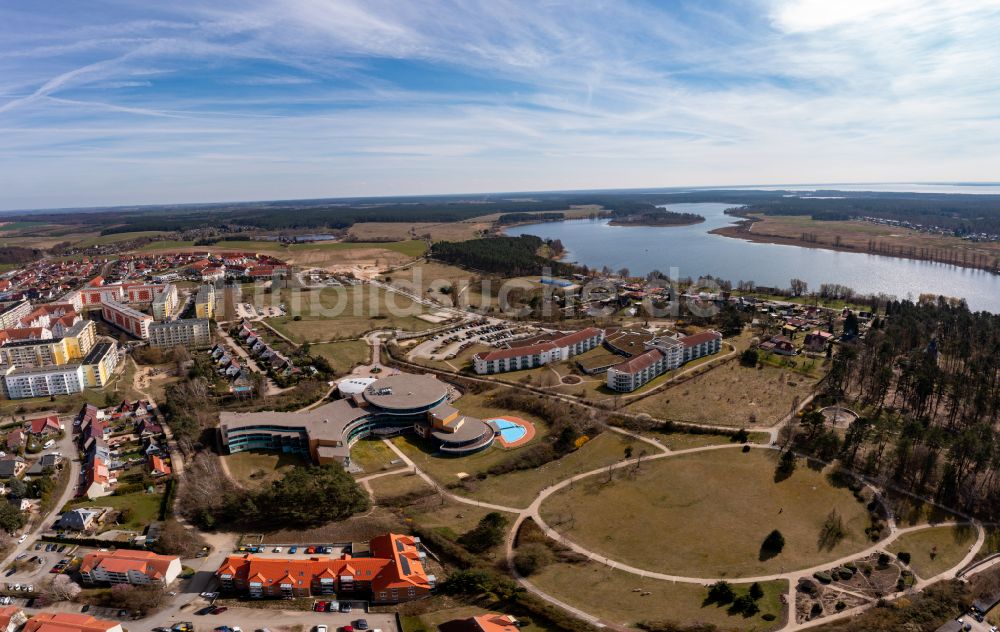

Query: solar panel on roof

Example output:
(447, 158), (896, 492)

(399, 556), (411, 576)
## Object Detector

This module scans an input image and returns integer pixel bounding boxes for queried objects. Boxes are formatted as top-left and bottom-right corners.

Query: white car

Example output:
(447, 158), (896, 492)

(272, 546), (282, 553)
(314, 627), (327, 632)
(17, 535), (26, 544)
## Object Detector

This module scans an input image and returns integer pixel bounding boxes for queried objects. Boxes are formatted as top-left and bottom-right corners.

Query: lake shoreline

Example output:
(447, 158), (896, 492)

(608, 216), (705, 228)
(712, 216), (1000, 276)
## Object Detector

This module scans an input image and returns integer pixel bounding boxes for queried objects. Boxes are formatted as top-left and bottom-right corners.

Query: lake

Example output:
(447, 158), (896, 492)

(504, 203), (1000, 312)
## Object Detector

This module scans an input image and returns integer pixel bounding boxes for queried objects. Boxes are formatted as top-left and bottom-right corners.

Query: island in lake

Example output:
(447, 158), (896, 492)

(608, 208), (705, 227)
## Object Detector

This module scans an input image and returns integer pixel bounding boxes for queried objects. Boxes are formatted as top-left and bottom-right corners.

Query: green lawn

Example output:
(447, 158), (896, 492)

(528, 559), (786, 630)
(351, 438), (404, 475)
(393, 430), (637, 509)
(65, 492), (162, 531)
(223, 451), (306, 488)
(540, 447), (873, 577)
(288, 240), (427, 258)
(310, 339), (371, 375)
(261, 286), (433, 342)
(888, 525), (977, 579)
(368, 472), (433, 502)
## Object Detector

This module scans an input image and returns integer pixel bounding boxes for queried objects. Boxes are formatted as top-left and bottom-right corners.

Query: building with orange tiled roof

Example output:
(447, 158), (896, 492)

(441, 614), (519, 632)
(216, 533), (434, 603)
(472, 327), (604, 374)
(23, 612), (122, 632)
(606, 329), (722, 392)
(79, 549), (181, 586)
(0, 605), (27, 632)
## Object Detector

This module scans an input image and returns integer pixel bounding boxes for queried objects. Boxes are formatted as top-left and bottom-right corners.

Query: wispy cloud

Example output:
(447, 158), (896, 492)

(0, 0), (999, 209)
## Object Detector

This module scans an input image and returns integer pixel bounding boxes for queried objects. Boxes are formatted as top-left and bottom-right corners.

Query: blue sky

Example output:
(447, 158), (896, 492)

(1, 0), (999, 210)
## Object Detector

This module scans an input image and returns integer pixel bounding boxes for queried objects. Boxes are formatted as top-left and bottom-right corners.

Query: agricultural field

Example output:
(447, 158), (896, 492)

(258, 286), (433, 342)
(349, 220), (490, 242)
(540, 448), (874, 577)
(526, 559), (786, 630)
(135, 239), (426, 270)
(626, 360), (822, 427)
(888, 525), (977, 579)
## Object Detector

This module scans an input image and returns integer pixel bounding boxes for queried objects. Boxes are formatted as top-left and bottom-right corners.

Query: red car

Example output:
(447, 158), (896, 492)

(211, 607), (228, 615)
(340, 627), (353, 632)
(305, 547), (316, 554)
(313, 601), (328, 612)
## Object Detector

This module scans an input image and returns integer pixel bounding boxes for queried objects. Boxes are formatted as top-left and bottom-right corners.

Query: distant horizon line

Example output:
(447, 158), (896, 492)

(4, 180), (1000, 216)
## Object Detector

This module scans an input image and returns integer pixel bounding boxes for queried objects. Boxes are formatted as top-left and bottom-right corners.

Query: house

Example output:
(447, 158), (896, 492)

(0, 606), (28, 632)
(23, 612), (123, 632)
(0, 456), (27, 478)
(803, 330), (835, 353)
(148, 455), (171, 477)
(58, 507), (102, 531)
(79, 549), (182, 586)
(759, 335), (796, 356)
(83, 458), (112, 498)
(216, 532), (433, 603)
(25, 454), (62, 477)
(441, 614), (519, 632)
(5, 429), (25, 452)
(26, 415), (61, 436)
(135, 418), (163, 437)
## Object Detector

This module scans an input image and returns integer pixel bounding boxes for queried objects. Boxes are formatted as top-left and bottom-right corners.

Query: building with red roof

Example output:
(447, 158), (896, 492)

(23, 612), (122, 632)
(216, 533), (433, 603)
(606, 330), (722, 392)
(27, 415), (60, 436)
(79, 549), (181, 586)
(0, 606), (27, 632)
(473, 327), (604, 374)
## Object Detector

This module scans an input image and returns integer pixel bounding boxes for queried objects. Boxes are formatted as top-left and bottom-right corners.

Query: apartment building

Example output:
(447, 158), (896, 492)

(216, 533), (433, 603)
(0, 300), (32, 329)
(151, 284), (178, 320)
(606, 330), (723, 392)
(148, 318), (211, 349)
(79, 549), (181, 586)
(472, 327), (605, 374)
(101, 300), (153, 339)
(194, 284), (215, 319)
(3, 364), (85, 399)
(81, 342), (118, 388)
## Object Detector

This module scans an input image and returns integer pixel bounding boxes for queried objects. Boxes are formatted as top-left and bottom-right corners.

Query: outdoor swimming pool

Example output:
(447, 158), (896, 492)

(491, 418), (527, 443)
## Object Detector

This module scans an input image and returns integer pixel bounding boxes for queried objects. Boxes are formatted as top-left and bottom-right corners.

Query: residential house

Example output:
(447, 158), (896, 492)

(803, 330), (835, 353)
(83, 458), (112, 498)
(79, 549), (181, 586)
(57, 508), (102, 531)
(27, 415), (61, 436)
(441, 614), (519, 632)
(5, 429), (25, 453)
(759, 335), (796, 356)
(0, 456), (27, 478)
(148, 455), (171, 477)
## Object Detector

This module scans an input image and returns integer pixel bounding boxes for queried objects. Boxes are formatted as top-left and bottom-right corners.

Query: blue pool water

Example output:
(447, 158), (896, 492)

(491, 418), (527, 443)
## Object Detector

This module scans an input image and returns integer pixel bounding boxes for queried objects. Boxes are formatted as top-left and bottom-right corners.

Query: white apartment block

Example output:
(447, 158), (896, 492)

(148, 318), (212, 349)
(3, 364), (85, 399)
(606, 330), (723, 392)
(473, 327), (604, 375)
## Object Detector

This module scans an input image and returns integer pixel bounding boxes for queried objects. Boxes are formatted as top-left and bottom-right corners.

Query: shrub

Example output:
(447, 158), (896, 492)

(513, 543), (554, 576)
(897, 551), (911, 565)
(813, 571), (832, 584)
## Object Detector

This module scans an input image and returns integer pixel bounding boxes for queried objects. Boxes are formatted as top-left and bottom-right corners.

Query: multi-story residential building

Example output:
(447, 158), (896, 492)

(101, 300), (153, 339)
(472, 327), (605, 374)
(148, 318), (211, 349)
(195, 284), (215, 319)
(81, 342), (118, 388)
(216, 533), (433, 603)
(79, 550), (181, 586)
(3, 364), (85, 399)
(62, 319), (96, 360)
(0, 300), (32, 329)
(0, 337), (73, 369)
(606, 330), (722, 392)
(23, 612), (123, 632)
(150, 284), (178, 320)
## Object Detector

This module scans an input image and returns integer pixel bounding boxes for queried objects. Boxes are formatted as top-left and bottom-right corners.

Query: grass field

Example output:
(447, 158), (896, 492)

(351, 438), (404, 475)
(626, 361), (822, 427)
(65, 491), (162, 531)
(135, 239), (426, 270)
(310, 339), (371, 374)
(393, 430), (636, 509)
(368, 472), (434, 502)
(223, 451), (306, 488)
(540, 447), (873, 577)
(528, 559), (786, 630)
(349, 221), (489, 243)
(404, 499), (497, 541)
(259, 286), (432, 342)
(888, 525), (977, 579)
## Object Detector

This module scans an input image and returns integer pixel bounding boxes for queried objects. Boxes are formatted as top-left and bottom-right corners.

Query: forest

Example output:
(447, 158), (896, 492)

(793, 297), (1000, 520)
(430, 234), (578, 276)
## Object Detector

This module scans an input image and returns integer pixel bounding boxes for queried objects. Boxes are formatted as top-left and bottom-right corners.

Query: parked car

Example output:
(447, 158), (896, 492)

(314, 601), (328, 612)
(200, 592), (219, 600)
(195, 606), (216, 616)
(211, 606), (228, 615)
(315, 627), (327, 632)
(272, 546), (282, 553)
(339, 603), (351, 613)
(34, 544), (41, 551)
(17, 535), (26, 544)
(288, 546), (297, 554)
(354, 620), (369, 631)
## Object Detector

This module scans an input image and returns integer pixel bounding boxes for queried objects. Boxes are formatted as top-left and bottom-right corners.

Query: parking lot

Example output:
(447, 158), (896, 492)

(175, 598), (398, 632)
(235, 543), (349, 560)
(4, 541), (79, 589)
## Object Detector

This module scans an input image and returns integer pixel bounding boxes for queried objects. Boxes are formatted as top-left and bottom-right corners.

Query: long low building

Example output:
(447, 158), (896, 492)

(101, 300), (153, 339)
(473, 327), (605, 374)
(220, 373), (497, 465)
(217, 533), (433, 603)
(606, 330), (723, 392)
(24, 613), (122, 632)
(79, 549), (181, 586)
